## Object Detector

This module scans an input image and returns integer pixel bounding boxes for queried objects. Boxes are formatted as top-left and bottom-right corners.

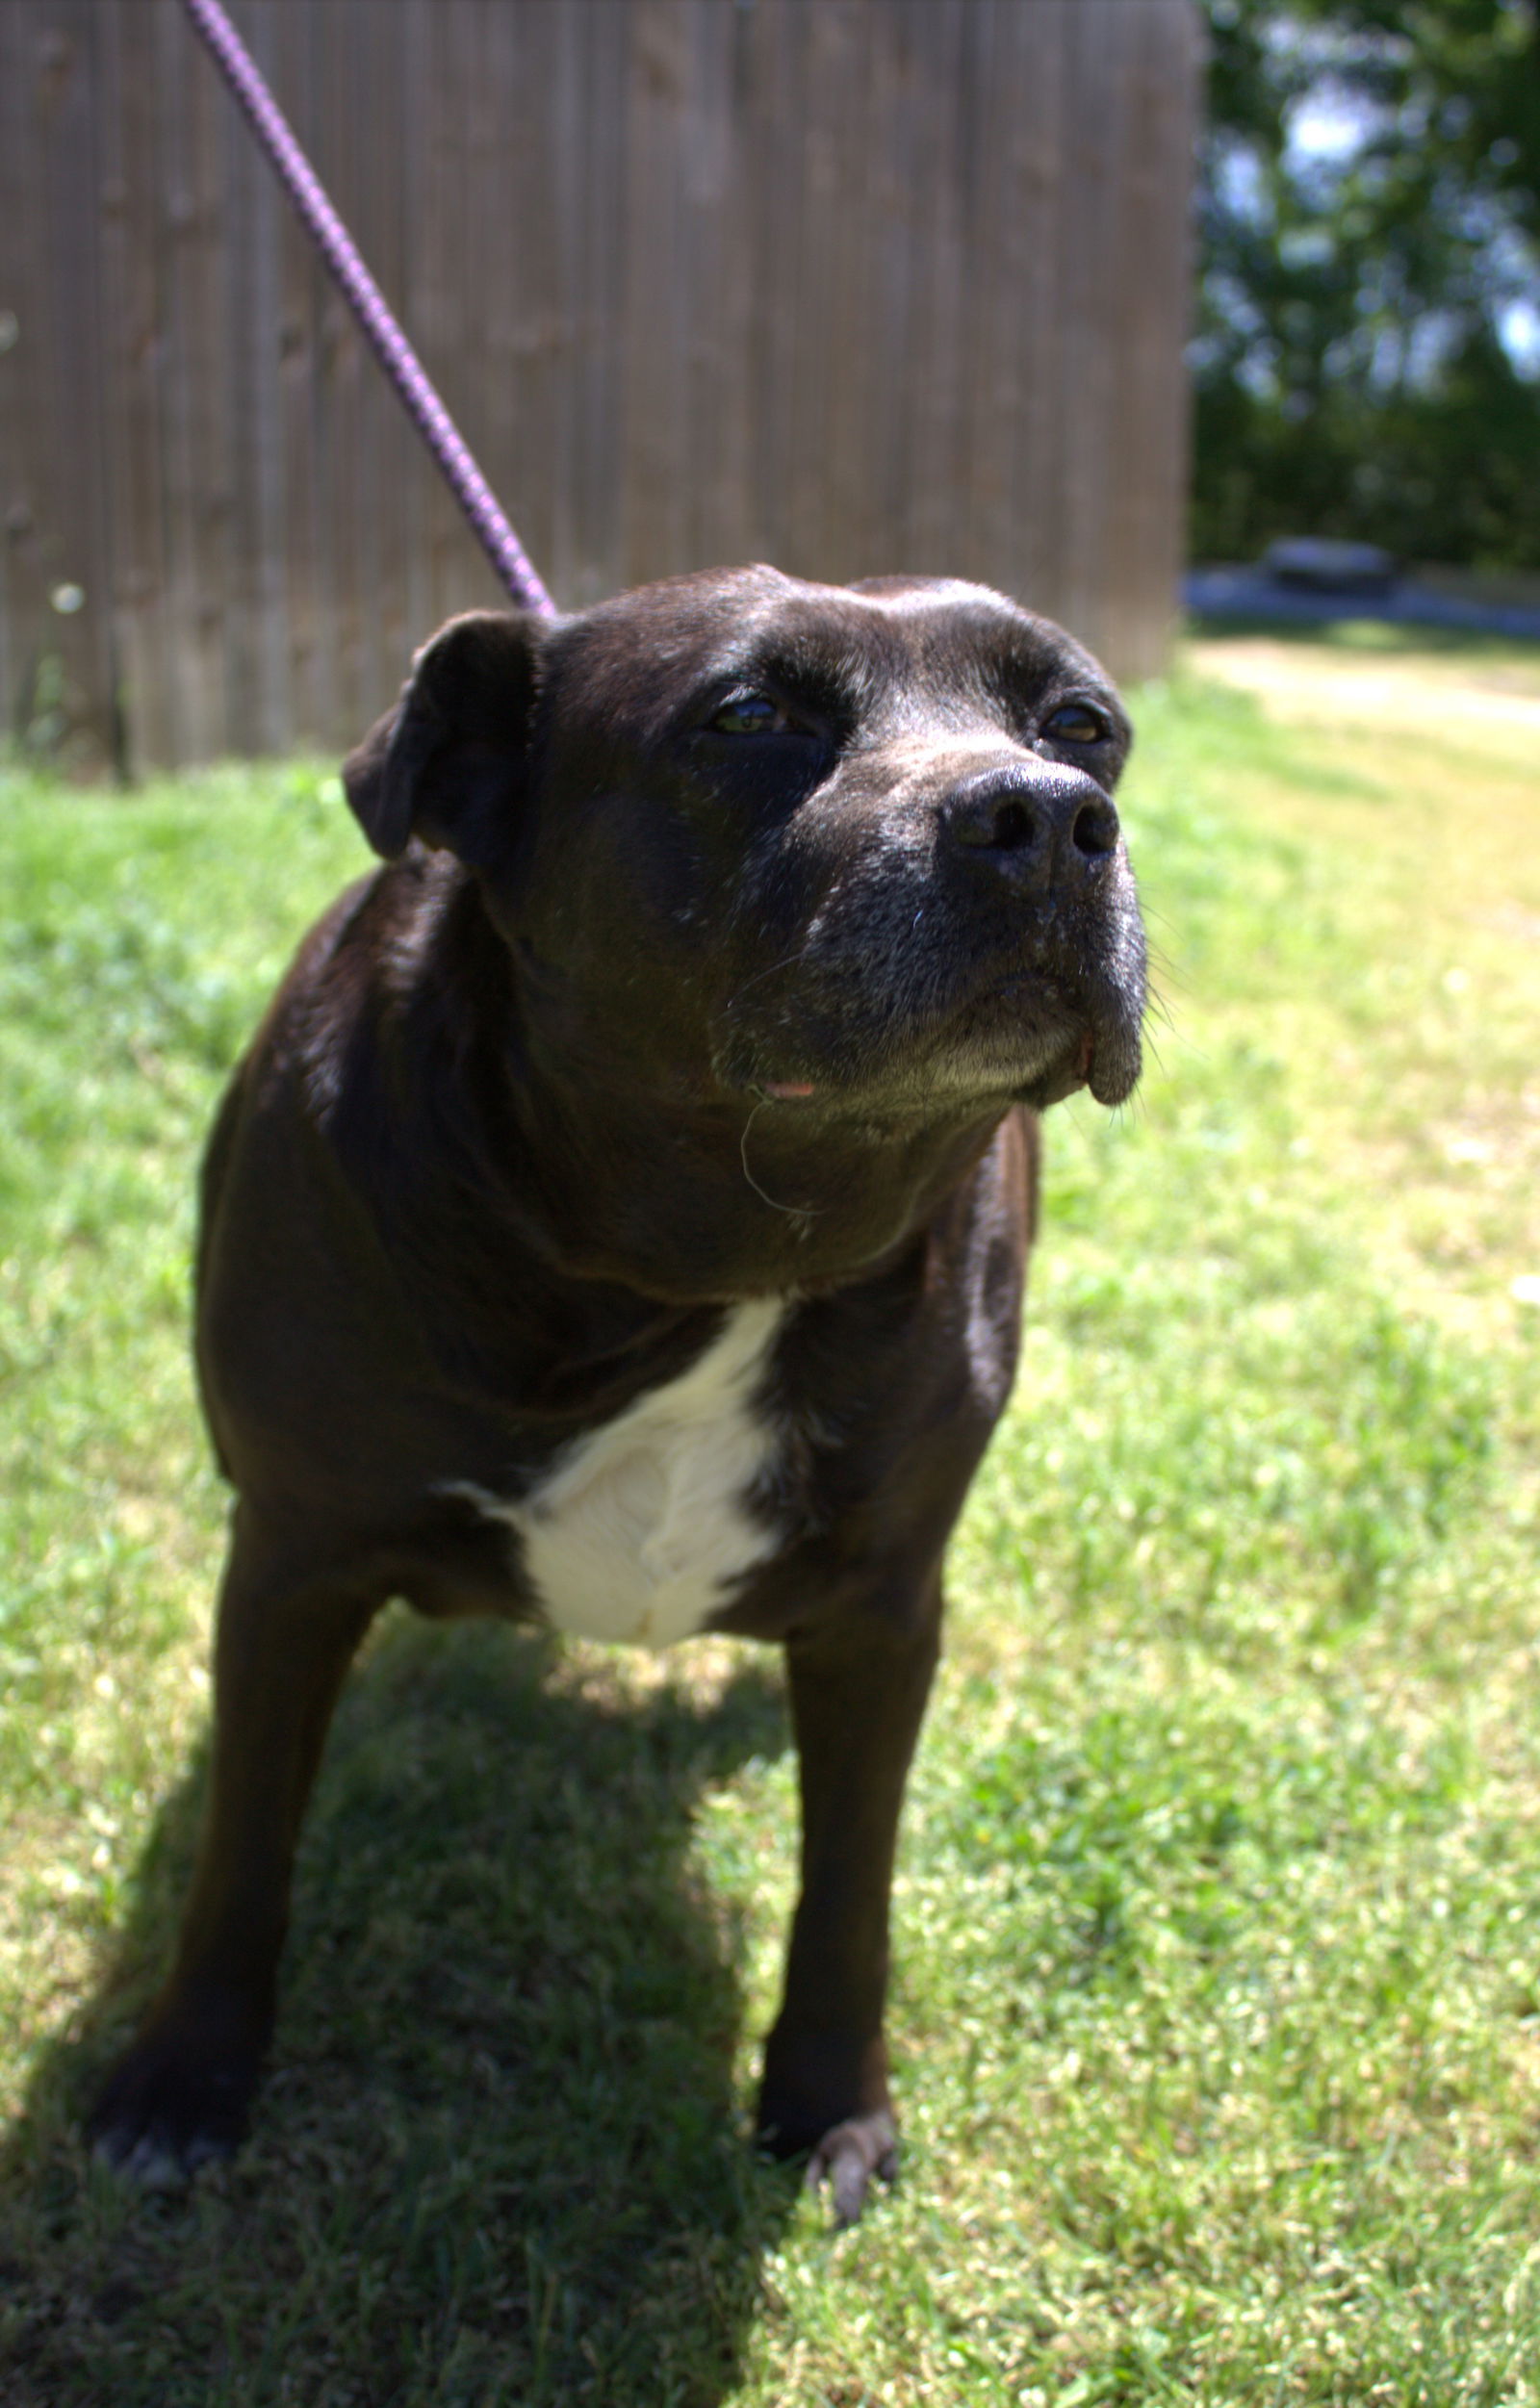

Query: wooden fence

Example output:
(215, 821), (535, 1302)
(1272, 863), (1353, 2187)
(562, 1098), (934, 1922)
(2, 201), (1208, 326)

(0, 0), (1200, 774)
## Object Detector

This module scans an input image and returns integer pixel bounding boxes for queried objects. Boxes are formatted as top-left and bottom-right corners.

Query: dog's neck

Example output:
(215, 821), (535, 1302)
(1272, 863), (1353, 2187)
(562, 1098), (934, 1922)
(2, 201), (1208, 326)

(376, 864), (1012, 1307)
(505, 1072), (1010, 1302)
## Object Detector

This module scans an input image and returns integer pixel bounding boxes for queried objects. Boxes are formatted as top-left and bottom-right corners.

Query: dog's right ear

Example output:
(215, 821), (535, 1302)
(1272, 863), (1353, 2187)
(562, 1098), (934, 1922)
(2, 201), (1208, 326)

(342, 611), (549, 864)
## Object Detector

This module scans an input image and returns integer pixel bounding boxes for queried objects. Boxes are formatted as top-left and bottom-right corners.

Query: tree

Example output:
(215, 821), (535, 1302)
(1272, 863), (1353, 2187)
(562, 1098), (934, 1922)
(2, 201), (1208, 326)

(1194, 0), (1540, 567)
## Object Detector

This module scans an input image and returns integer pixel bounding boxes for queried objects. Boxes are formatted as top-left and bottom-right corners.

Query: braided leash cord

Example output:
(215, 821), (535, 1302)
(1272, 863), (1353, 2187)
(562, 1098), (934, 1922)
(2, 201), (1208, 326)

(182, 0), (558, 620)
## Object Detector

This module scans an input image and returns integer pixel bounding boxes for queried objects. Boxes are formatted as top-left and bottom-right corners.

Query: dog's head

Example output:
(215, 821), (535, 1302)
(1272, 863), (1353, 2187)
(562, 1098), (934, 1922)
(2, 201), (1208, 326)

(345, 568), (1145, 1137)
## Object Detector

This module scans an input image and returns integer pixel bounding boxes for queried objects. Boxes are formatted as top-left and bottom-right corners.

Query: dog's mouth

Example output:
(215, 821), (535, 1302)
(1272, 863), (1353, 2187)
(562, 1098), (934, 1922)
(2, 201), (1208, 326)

(956, 970), (1143, 1109)
(737, 972), (1142, 1117)
(715, 858), (1147, 1121)
(1014, 1027), (1096, 1112)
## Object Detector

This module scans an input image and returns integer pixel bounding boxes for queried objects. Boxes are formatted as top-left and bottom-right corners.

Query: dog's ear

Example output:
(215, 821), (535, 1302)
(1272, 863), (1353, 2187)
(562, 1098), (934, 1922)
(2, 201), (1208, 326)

(342, 611), (549, 864)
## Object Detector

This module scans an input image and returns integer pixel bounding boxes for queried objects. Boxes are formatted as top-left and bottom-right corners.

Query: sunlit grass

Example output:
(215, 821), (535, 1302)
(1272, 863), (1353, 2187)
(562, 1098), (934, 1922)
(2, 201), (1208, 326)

(2, 643), (1538, 2403)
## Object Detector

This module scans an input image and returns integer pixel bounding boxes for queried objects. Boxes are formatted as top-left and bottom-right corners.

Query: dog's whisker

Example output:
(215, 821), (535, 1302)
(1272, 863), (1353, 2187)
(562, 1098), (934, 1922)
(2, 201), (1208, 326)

(723, 940), (813, 1012)
(738, 1095), (824, 1221)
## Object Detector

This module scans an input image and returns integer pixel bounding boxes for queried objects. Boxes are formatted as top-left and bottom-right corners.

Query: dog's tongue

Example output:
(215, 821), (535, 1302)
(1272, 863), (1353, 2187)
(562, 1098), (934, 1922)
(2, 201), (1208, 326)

(763, 1078), (817, 1100)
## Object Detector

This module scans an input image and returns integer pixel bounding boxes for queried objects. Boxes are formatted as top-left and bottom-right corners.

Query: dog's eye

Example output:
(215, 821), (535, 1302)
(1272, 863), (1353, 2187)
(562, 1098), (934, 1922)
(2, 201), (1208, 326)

(709, 693), (787, 736)
(1041, 702), (1109, 745)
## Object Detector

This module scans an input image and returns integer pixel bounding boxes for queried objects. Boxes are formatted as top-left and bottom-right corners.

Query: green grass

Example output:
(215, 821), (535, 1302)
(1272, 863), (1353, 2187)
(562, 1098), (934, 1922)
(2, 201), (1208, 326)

(3, 645), (1540, 2404)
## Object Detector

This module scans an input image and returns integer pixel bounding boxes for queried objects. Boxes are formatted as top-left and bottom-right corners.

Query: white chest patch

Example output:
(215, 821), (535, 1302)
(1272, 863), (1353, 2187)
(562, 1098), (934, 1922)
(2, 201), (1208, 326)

(452, 1300), (785, 1651)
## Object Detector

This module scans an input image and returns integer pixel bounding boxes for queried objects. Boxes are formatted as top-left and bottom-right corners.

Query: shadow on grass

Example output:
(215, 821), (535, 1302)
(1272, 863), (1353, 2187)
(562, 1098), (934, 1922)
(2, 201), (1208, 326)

(0, 1615), (799, 2407)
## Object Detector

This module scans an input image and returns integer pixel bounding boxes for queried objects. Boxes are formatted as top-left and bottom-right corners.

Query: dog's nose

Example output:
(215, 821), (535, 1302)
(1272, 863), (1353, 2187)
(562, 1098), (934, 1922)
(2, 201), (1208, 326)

(941, 763), (1120, 892)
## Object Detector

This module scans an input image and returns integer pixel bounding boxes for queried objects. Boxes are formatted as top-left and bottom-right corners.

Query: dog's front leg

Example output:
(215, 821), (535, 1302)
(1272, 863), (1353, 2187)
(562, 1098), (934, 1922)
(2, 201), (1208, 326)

(88, 1506), (379, 2185)
(757, 1575), (941, 2224)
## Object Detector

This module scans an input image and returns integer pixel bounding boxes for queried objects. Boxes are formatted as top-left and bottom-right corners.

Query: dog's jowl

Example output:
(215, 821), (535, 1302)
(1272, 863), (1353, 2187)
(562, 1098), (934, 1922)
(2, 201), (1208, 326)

(89, 567), (1145, 2222)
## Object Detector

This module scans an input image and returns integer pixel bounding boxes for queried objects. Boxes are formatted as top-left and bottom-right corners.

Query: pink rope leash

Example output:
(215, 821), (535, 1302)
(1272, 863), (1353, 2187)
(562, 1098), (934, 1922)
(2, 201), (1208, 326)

(181, 0), (558, 620)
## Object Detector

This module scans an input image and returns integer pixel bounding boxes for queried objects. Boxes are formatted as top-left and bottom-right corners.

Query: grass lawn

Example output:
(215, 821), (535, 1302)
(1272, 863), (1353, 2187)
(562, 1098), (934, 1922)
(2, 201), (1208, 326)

(2, 629), (1539, 2404)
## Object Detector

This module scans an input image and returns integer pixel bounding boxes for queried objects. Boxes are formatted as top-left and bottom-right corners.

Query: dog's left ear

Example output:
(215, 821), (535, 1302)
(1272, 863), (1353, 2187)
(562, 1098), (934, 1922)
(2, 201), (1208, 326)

(342, 611), (550, 864)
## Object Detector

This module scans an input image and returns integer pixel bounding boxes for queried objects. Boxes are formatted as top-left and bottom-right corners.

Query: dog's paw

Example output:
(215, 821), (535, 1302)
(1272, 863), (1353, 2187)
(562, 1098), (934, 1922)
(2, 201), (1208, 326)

(757, 2090), (899, 2226)
(86, 2028), (259, 2189)
(804, 2109), (899, 2227)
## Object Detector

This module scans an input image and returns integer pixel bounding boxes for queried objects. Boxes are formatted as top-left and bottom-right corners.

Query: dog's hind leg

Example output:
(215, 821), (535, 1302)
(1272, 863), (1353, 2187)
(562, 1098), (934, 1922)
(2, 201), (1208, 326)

(88, 1505), (381, 2185)
(756, 1572), (942, 2225)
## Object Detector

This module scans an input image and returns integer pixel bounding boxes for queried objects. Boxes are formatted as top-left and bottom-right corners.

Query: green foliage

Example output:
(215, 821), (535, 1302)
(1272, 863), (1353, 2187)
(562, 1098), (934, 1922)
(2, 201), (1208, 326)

(1194, 0), (1540, 566)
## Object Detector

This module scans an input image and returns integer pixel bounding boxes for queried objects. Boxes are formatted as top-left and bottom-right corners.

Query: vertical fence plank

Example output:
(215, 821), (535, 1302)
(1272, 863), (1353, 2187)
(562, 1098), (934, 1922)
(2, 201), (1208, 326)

(569, 0), (627, 608)
(807, 4), (877, 582)
(95, 0), (169, 773)
(743, 0), (811, 573)
(157, 0), (234, 763)
(318, 0), (367, 742)
(1012, 2), (1075, 630)
(221, 0), (283, 754)
(13, 3), (120, 769)
(267, 0), (322, 749)
(449, 0), (498, 621)
(410, 0), (459, 639)
(619, 1), (689, 586)
(959, 0), (1024, 594)
(1, 4), (53, 745)
(1109, 0), (1201, 678)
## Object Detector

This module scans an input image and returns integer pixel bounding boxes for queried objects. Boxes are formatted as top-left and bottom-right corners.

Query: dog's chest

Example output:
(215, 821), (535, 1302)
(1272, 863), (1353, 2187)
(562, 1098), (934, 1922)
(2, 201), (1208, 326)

(461, 1300), (786, 1650)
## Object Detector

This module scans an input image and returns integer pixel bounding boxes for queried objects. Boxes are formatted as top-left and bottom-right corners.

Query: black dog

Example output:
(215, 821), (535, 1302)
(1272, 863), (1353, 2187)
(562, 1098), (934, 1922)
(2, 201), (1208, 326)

(89, 566), (1144, 2223)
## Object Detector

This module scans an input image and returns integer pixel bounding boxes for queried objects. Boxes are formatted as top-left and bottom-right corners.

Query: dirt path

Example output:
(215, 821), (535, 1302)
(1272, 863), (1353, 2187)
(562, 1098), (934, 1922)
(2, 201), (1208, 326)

(1185, 637), (1540, 742)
